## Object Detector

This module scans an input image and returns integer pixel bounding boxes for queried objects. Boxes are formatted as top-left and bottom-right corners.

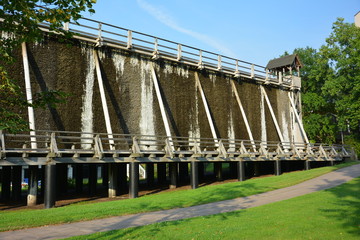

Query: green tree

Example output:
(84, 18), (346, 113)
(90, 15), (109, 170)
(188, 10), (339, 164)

(0, 0), (96, 132)
(286, 18), (360, 146)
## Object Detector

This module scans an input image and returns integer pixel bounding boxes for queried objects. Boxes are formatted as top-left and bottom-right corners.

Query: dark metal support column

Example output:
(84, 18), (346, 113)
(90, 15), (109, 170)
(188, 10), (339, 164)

(129, 162), (139, 199)
(44, 164), (56, 209)
(305, 160), (311, 170)
(88, 164), (97, 196)
(191, 161), (198, 189)
(169, 162), (178, 189)
(27, 165), (38, 206)
(108, 163), (118, 198)
(146, 163), (154, 186)
(74, 164), (83, 193)
(11, 166), (22, 201)
(274, 160), (281, 176)
(214, 162), (222, 181)
(1, 166), (11, 201)
(237, 160), (245, 181)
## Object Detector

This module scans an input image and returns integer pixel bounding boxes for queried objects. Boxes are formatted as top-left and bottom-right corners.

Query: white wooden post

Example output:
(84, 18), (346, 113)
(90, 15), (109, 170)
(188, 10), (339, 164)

(21, 42), (37, 149)
(231, 80), (256, 151)
(260, 86), (284, 143)
(288, 92), (309, 143)
(217, 55), (222, 70)
(127, 30), (132, 49)
(195, 72), (218, 143)
(150, 64), (174, 151)
(177, 44), (182, 61)
(93, 50), (115, 150)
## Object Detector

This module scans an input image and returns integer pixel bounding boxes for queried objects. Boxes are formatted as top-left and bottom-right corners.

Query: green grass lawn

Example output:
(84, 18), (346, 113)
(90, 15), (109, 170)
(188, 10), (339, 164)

(67, 177), (360, 240)
(0, 162), (358, 232)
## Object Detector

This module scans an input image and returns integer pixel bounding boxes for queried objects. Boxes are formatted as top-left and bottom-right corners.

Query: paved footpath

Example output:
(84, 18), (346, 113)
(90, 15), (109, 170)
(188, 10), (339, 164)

(1, 163), (360, 240)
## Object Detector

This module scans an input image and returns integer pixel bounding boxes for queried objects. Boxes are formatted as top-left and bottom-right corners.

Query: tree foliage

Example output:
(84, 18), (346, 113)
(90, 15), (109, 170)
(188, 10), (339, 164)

(0, 0), (96, 132)
(287, 18), (360, 145)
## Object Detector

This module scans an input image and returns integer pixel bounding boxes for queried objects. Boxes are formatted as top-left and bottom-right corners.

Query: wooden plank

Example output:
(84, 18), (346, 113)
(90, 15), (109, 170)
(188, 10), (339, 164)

(288, 92), (309, 144)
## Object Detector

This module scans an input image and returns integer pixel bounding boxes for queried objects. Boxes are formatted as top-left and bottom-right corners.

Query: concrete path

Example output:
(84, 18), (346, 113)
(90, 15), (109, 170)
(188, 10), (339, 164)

(1, 163), (360, 240)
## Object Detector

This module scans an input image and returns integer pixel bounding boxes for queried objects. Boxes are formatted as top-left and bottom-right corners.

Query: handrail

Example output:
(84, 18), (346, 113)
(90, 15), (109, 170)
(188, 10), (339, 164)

(0, 14), (301, 89)
(1, 130), (353, 160)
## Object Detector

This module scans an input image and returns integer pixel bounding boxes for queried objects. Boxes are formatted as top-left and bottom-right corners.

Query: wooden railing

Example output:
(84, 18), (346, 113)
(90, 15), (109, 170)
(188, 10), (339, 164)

(0, 130), (353, 162)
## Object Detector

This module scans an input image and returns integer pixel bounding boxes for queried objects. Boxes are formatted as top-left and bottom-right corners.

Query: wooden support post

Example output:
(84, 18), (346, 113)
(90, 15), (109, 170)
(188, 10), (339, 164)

(288, 93), (309, 143)
(44, 164), (56, 209)
(88, 164), (97, 196)
(195, 72), (218, 143)
(129, 162), (139, 199)
(146, 163), (154, 186)
(150, 64), (174, 151)
(21, 42), (37, 149)
(11, 166), (22, 201)
(260, 86), (284, 143)
(108, 163), (118, 198)
(1, 166), (11, 201)
(237, 160), (245, 181)
(191, 161), (199, 189)
(305, 161), (311, 170)
(93, 50), (115, 149)
(74, 164), (83, 193)
(169, 162), (178, 189)
(231, 80), (256, 150)
(214, 162), (223, 181)
(275, 160), (281, 176)
(27, 165), (38, 206)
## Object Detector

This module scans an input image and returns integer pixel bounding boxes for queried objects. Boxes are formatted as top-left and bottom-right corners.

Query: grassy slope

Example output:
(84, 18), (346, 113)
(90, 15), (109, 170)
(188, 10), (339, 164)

(0, 162), (358, 232)
(68, 177), (360, 240)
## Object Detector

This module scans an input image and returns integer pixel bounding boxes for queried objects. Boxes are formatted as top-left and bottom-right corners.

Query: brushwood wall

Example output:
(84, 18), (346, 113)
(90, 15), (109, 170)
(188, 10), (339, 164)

(8, 36), (292, 142)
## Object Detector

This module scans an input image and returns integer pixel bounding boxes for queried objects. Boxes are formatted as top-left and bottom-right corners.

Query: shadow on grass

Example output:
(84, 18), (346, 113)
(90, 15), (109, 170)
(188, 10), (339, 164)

(320, 177), (360, 237)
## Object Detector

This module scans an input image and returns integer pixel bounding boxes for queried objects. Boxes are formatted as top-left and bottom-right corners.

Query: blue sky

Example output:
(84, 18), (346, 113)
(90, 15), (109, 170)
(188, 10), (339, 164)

(82, 0), (359, 66)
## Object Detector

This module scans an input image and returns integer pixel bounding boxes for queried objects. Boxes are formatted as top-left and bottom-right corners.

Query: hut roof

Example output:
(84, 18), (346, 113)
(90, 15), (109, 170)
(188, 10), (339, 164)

(266, 54), (302, 71)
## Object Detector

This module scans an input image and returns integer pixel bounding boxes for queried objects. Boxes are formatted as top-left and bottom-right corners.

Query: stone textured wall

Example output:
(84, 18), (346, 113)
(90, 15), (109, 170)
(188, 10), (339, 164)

(8, 36), (293, 142)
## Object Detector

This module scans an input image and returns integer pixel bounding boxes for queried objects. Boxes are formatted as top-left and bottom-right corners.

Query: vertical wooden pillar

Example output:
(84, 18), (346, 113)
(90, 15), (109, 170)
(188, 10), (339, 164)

(44, 164), (56, 209)
(1, 166), (11, 201)
(88, 164), (97, 196)
(305, 161), (311, 170)
(157, 163), (167, 184)
(169, 162), (178, 189)
(146, 163), (154, 186)
(12, 166), (22, 201)
(191, 161), (198, 189)
(27, 165), (38, 206)
(108, 163), (118, 198)
(237, 160), (245, 181)
(129, 162), (139, 199)
(275, 160), (281, 176)
(74, 164), (83, 193)
(214, 162), (222, 181)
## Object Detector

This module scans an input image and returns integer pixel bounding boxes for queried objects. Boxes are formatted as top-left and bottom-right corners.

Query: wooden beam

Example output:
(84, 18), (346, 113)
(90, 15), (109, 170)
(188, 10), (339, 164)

(21, 42), (37, 149)
(288, 92), (309, 143)
(195, 72), (218, 142)
(150, 64), (174, 151)
(93, 50), (115, 149)
(231, 80), (256, 150)
(260, 86), (284, 143)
